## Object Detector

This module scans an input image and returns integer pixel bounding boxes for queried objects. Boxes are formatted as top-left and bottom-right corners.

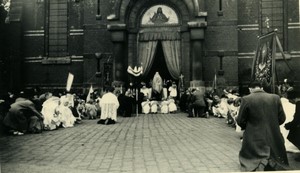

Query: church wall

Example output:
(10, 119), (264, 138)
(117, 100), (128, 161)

(287, 0), (300, 52)
(237, 0), (300, 92)
(203, 56), (238, 86)
(22, 61), (84, 89)
(20, 0), (85, 91)
(236, 0), (260, 88)
(22, 1), (45, 57)
(19, 0), (115, 91)
(83, 0), (114, 88)
(3, 0), (300, 93)
(181, 32), (191, 87)
(204, 0), (239, 86)
(237, 0), (259, 53)
(284, 0), (300, 88)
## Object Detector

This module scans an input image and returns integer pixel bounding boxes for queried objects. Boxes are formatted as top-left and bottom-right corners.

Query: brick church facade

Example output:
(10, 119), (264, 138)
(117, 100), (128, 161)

(0, 0), (299, 94)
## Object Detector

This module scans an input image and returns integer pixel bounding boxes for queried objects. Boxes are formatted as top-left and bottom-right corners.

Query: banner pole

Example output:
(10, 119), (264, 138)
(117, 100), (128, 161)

(271, 32), (277, 93)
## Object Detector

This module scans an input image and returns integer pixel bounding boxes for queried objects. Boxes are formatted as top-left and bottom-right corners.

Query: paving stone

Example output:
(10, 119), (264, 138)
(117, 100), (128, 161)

(0, 113), (300, 173)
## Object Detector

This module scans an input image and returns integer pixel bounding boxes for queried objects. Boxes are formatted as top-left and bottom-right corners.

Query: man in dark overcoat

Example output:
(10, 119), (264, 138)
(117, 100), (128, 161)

(236, 80), (289, 171)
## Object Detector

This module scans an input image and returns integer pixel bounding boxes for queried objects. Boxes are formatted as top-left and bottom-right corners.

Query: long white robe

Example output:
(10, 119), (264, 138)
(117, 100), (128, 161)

(99, 92), (119, 121)
(152, 72), (163, 94)
(57, 95), (76, 128)
(168, 98), (177, 112)
(41, 96), (61, 130)
(142, 101), (150, 114)
(160, 100), (169, 114)
(280, 97), (300, 153)
(150, 101), (158, 113)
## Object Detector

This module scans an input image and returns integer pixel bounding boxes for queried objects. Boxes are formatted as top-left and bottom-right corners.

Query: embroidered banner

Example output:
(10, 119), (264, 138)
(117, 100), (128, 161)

(251, 32), (276, 92)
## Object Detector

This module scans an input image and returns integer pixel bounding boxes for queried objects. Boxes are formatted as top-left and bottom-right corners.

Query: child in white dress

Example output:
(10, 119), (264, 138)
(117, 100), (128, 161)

(168, 97), (177, 113)
(150, 100), (158, 114)
(160, 99), (169, 114)
(141, 99), (151, 114)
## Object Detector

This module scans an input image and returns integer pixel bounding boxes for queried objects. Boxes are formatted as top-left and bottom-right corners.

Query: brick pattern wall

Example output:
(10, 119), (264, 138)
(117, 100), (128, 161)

(8, 0), (300, 91)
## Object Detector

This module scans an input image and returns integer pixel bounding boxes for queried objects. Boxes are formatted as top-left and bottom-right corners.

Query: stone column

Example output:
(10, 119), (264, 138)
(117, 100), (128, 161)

(188, 17), (207, 88)
(107, 24), (126, 85)
(191, 40), (203, 81)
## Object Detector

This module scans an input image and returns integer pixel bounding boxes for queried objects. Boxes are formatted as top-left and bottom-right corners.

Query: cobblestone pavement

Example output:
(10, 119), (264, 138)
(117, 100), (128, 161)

(0, 113), (300, 173)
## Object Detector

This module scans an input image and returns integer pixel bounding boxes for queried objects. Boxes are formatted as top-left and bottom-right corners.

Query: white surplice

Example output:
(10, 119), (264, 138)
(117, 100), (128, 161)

(99, 92), (119, 121)
(280, 97), (300, 153)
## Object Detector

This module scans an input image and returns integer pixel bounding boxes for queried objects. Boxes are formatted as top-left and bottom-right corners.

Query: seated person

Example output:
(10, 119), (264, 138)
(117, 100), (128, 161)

(160, 98), (169, 114)
(141, 99), (151, 114)
(168, 97), (177, 113)
(41, 94), (61, 130)
(212, 95), (229, 118)
(140, 83), (150, 100)
(85, 100), (98, 119)
(204, 90), (214, 116)
(56, 99), (76, 128)
(150, 100), (159, 114)
(4, 93), (44, 135)
(76, 99), (86, 119)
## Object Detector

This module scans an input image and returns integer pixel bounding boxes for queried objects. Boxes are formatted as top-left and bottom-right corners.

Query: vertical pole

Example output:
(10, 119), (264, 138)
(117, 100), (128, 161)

(271, 33), (276, 93)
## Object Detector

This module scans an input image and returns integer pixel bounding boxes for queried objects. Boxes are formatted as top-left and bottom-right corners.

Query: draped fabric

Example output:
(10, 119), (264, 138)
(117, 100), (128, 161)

(138, 31), (181, 79)
(161, 40), (181, 79)
(138, 41), (158, 77)
(139, 32), (180, 41)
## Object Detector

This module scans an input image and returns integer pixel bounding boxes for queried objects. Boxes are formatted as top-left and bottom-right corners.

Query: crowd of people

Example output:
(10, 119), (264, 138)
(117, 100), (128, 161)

(0, 87), (110, 135)
(0, 76), (300, 171)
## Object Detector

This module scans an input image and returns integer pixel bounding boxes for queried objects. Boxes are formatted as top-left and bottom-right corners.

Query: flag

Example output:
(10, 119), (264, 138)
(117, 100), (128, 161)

(66, 73), (74, 92)
(86, 85), (94, 102)
(251, 32), (276, 92)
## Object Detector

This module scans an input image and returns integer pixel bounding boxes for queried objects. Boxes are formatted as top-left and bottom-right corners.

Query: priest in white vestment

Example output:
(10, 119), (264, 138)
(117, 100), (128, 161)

(98, 87), (119, 124)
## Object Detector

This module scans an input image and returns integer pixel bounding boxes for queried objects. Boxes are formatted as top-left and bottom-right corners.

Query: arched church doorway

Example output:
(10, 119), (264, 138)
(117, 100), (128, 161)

(143, 41), (174, 84)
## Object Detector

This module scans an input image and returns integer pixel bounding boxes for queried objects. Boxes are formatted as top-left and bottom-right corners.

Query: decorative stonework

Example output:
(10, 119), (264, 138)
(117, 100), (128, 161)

(141, 5), (179, 26)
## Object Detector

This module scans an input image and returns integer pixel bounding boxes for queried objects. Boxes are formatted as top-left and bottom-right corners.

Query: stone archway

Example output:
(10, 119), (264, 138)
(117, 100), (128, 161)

(136, 4), (182, 82)
(107, 0), (207, 88)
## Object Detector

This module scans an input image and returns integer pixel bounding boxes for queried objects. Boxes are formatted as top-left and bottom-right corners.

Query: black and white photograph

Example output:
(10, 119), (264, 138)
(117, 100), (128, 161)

(0, 0), (300, 172)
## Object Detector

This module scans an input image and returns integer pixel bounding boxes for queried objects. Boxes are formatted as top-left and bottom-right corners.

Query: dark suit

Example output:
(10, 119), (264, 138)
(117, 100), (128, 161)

(3, 99), (43, 133)
(188, 90), (206, 117)
(236, 89), (289, 171)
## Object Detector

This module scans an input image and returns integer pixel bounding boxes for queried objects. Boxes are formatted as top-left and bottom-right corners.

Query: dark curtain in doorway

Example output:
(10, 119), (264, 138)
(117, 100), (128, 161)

(138, 31), (181, 80)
